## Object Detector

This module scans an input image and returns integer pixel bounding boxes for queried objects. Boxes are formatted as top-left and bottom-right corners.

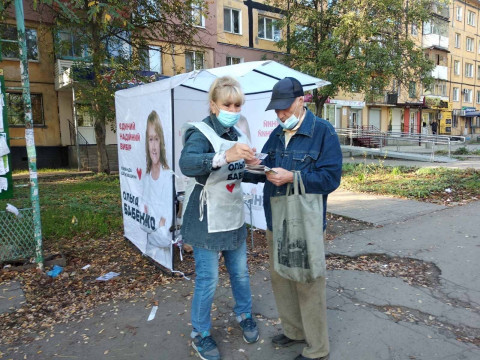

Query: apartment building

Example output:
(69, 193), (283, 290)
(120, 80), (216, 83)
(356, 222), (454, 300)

(328, 0), (480, 138)
(1, 0), (285, 170)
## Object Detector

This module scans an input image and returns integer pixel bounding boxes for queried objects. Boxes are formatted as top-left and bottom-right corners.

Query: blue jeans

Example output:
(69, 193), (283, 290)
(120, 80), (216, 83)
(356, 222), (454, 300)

(191, 241), (252, 333)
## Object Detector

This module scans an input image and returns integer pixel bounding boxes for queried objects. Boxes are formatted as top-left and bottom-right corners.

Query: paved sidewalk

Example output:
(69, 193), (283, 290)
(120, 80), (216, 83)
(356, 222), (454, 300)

(2, 159), (480, 359)
(328, 188), (446, 226)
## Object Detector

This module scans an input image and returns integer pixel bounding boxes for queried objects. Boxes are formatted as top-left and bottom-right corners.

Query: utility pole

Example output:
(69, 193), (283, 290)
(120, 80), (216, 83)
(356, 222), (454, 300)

(14, 0), (43, 269)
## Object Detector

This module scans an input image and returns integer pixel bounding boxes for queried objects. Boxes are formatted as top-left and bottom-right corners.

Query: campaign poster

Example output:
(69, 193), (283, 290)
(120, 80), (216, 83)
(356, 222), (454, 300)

(240, 93), (278, 230)
(115, 83), (174, 270)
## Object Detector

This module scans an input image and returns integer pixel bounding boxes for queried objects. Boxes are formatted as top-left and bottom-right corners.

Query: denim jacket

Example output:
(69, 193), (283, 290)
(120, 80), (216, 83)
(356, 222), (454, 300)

(179, 114), (256, 250)
(261, 109), (343, 231)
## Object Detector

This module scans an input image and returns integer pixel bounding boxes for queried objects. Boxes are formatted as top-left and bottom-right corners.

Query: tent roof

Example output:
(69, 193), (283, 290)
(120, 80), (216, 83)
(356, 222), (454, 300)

(116, 61), (329, 98)
(181, 61), (329, 95)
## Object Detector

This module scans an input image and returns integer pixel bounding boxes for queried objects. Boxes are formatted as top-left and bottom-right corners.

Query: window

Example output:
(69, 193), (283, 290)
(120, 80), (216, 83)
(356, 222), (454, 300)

(434, 81), (447, 97)
(454, 60), (460, 75)
(466, 37), (474, 52)
(465, 63), (473, 78)
(453, 87), (459, 101)
(467, 10), (476, 26)
(408, 81), (416, 98)
(411, 23), (417, 36)
(423, 19), (448, 37)
(76, 104), (95, 127)
(224, 8), (241, 34)
(258, 16), (281, 41)
(226, 56), (243, 65)
(105, 32), (131, 59)
(140, 46), (162, 73)
(455, 33), (461, 48)
(192, 3), (205, 27)
(477, 91), (480, 104)
(478, 65), (480, 80)
(57, 31), (88, 59)
(185, 51), (204, 72)
(464, 89), (472, 103)
(6, 93), (44, 126)
(0, 24), (38, 60)
(456, 6), (463, 21)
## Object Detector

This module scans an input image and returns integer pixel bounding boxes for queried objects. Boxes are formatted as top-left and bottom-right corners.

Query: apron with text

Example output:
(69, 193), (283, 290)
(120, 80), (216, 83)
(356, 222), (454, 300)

(182, 122), (248, 233)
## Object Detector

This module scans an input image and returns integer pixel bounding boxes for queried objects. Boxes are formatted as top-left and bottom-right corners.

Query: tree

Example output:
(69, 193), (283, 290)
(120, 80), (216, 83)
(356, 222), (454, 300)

(34, 0), (206, 173)
(268, 0), (440, 116)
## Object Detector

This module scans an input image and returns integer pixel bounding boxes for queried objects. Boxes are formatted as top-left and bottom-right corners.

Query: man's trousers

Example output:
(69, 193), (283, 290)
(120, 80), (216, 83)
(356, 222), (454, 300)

(267, 230), (329, 359)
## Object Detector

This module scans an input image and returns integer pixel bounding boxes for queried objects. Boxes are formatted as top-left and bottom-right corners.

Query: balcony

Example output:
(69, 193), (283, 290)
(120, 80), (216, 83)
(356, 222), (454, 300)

(55, 59), (74, 91)
(423, 34), (449, 49)
(431, 65), (448, 80)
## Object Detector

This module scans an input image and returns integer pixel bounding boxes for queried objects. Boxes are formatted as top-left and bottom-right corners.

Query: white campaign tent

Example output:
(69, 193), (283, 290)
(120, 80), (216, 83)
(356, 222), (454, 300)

(115, 60), (329, 271)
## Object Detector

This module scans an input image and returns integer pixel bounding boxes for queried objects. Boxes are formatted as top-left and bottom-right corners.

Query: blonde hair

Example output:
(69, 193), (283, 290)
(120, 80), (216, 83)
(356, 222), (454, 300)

(208, 76), (245, 112)
(145, 110), (169, 173)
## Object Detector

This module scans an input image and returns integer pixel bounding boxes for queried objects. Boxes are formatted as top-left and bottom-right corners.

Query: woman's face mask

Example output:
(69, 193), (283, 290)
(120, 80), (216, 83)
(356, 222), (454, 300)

(212, 102), (241, 127)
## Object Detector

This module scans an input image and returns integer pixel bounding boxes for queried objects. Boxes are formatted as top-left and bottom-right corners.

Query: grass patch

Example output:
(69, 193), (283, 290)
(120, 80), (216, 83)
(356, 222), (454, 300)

(341, 163), (480, 202)
(0, 174), (122, 243)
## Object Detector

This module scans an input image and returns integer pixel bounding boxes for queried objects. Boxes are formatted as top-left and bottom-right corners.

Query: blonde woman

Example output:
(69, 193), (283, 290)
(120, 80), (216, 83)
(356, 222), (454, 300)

(180, 76), (261, 360)
(141, 110), (173, 263)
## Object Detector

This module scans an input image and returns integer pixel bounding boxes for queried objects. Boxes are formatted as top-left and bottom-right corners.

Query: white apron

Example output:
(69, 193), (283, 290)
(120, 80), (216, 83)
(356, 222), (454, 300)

(182, 122), (249, 233)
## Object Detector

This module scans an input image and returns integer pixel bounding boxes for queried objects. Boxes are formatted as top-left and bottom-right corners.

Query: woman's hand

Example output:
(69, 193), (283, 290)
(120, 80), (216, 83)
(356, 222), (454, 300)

(159, 217), (166, 227)
(225, 143), (255, 163)
(266, 168), (294, 186)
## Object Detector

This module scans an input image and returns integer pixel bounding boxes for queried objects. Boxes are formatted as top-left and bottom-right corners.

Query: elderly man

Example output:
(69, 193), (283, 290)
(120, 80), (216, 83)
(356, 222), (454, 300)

(261, 77), (342, 360)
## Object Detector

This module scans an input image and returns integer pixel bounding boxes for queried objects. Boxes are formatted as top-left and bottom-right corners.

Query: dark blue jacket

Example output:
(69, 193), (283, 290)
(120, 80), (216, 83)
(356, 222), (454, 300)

(261, 109), (343, 231)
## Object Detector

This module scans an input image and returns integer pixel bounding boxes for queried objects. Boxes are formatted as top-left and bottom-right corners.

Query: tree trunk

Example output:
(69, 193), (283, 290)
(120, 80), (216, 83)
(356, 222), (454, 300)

(313, 90), (328, 117)
(94, 118), (110, 174)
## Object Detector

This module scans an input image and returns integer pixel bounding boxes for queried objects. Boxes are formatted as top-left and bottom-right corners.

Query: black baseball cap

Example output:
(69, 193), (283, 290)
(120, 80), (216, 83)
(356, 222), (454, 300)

(265, 77), (304, 111)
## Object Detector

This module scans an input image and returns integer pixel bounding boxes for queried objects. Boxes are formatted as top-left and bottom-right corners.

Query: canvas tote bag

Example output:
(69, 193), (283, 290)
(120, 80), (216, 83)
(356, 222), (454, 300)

(271, 171), (326, 283)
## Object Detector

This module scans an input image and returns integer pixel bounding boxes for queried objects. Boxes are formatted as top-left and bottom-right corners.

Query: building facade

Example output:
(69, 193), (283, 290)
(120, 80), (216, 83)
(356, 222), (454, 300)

(328, 0), (480, 138)
(1, 0), (285, 170)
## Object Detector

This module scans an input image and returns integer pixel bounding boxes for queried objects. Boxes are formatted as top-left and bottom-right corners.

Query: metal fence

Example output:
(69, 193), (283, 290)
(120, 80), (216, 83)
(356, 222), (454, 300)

(0, 208), (35, 263)
(336, 128), (466, 158)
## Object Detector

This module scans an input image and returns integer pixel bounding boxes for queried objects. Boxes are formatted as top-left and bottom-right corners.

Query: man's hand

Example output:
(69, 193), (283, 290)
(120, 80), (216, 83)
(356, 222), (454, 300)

(266, 167), (294, 186)
(226, 143), (255, 162)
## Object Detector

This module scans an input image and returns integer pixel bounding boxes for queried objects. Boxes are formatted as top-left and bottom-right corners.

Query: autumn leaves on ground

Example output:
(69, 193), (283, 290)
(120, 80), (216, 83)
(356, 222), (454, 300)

(1, 165), (479, 345)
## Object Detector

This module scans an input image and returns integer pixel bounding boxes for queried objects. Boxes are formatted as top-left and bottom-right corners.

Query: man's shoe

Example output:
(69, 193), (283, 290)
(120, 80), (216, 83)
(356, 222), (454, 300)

(237, 313), (259, 343)
(272, 333), (306, 347)
(191, 331), (221, 360)
(294, 354), (329, 360)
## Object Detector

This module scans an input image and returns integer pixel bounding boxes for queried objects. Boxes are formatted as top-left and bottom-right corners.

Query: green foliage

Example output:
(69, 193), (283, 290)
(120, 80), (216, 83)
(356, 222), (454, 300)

(34, 0), (205, 172)
(268, 0), (438, 111)
(0, 174), (122, 239)
(341, 164), (480, 202)
(453, 146), (469, 155)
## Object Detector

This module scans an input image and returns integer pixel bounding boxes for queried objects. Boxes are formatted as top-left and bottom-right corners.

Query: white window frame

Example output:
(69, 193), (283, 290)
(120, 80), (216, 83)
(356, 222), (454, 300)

(224, 7), (241, 34)
(454, 60), (460, 75)
(467, 10), (476, 26)
(465, 63), (473, 78)
(466, 37), (474, 52)
(140, 45), (162, 73)
(185, 51), (204, 72)
(464, 89), (472, 103)
(456, 6), (463, 21)
(258, 16), (281, 41)
(476, 90), (480, 104)
(477, 65), (480, 80)
(411, 23), (417, 36)
(455, 33), (461, 48)
(226, 56), (243, 65)
(453, 87), (459, 102)
(192, 3), (205, 28)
